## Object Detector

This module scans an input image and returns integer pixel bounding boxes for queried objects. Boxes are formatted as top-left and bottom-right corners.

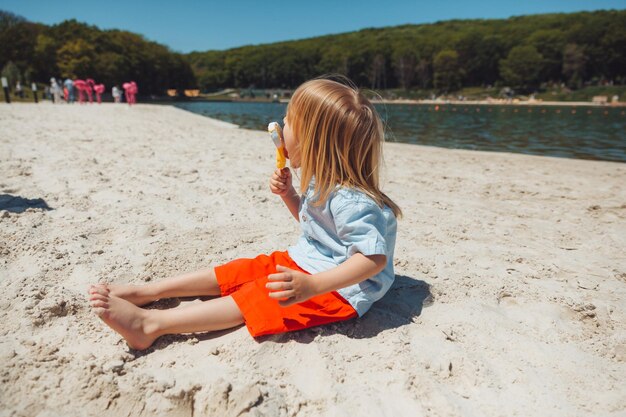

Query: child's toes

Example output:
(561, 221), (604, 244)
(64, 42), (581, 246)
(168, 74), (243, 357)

(89, 293), (108, 302)
(90, 284), (110, 295)
(90, 299), (109, 309)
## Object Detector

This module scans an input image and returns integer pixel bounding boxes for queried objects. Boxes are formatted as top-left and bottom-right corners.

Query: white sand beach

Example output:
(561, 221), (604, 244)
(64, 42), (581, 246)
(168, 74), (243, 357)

(1, 102), (625, 417)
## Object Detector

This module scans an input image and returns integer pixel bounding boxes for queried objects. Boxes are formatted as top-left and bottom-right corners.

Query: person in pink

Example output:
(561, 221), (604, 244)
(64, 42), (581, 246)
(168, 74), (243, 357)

(93, 83), (105, 104)
(130, 81), (138, 104)
(122, 82), (132, 105)
(73, 79), (87, 104)
(123, 81), (138, 106)
(86, 79), (95, 103)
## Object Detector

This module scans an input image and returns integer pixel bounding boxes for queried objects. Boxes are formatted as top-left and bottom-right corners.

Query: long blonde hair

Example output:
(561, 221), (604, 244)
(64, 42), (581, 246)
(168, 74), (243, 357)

(286, 75), (402, 218)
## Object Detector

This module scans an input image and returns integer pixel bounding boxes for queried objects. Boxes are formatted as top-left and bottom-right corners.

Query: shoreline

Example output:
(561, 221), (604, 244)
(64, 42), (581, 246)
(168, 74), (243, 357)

(374, 99), (626, 107)
(12, 95), (625, 108)
(185, 97), (626, 108)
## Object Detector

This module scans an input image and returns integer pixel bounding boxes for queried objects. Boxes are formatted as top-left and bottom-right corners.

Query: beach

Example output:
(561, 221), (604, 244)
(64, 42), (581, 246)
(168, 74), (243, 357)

(1, 102), (625, 416)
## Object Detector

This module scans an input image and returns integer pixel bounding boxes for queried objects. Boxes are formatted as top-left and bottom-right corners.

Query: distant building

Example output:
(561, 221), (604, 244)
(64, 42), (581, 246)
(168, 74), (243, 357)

(592, 96), (608, 104)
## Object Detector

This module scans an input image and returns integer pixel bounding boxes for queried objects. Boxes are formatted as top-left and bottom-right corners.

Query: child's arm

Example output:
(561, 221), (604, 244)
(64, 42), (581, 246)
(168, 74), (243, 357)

(266, 252), (386, 306)
(270, 168), (300, 221)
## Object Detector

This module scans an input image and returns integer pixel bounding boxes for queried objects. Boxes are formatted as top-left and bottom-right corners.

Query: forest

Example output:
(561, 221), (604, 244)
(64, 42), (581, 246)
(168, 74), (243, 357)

(187, 9), (625, 93)
(0, 11), (195, 95)
(1, 9), (625, 95)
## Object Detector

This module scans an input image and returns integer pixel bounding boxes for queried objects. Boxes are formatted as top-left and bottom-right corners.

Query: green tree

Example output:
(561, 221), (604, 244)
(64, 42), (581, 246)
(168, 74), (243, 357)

(33, 33), (58, 80)
(562, 43), (586, 88)
(368, 53), (387, 90)
(94, 51), (127, 87)
(528, 29), (565, 82)
(316, 44), (349, 76)
(0, 21), (44, 78)
(600, 13), (626, 82)
(189, 50), (229, 91)
(433, 49), (462, 92)
(0, 10), (25, 32)
(456, 30), (485, 86)
(391, 43), (416, 90)
(1, 61), (21, 88)
(499, 45), (544, 89)
(414, 58), (431, 89)
(57, 38), (95, 78)
(475, 35), (506, 85)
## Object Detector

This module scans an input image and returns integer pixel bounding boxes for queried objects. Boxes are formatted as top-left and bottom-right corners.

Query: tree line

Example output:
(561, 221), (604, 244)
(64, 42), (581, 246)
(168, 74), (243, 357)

(187, 9), (625, 93)
(0, 10), (195, 95)
(1, 9), (624, 95)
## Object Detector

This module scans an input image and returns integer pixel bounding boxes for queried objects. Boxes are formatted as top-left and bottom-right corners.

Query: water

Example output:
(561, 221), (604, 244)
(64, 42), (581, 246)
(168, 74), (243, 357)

(173, 101), (626, 163)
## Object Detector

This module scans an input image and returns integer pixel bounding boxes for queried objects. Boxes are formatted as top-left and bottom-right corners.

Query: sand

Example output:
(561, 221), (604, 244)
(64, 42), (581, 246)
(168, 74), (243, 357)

(0, 102), (625, 417)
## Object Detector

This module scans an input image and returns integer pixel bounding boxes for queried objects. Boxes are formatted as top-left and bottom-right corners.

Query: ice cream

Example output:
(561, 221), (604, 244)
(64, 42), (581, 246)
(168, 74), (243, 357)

(267, 122), (287, 169)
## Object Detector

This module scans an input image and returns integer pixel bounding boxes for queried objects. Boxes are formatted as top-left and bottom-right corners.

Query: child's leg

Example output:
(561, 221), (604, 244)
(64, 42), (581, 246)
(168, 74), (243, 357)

(89, 291), (244, 350)
(89, 267), (221, 306)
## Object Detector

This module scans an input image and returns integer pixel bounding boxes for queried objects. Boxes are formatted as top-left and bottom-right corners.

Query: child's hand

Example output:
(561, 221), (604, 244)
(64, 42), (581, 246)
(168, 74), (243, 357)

(266, 265), (318, 307)
(269, 167), (292, 196)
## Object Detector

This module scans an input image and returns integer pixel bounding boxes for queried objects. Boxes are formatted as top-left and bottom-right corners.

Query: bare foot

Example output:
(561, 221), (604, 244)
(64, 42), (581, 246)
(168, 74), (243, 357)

(89, 291), (159, 350)
(89, 283), (156, 307)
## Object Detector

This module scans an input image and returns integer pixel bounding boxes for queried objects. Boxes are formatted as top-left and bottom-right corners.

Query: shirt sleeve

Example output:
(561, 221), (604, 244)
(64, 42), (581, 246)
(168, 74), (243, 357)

(332, 198), (388, 257)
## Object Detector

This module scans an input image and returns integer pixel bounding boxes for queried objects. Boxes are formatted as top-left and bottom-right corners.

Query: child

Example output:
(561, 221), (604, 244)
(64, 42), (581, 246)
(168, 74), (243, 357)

(88, 76), (401, 350)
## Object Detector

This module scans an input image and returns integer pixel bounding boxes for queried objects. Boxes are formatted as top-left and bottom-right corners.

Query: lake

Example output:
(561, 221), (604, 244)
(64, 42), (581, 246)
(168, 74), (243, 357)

(173, 101), (626, 163)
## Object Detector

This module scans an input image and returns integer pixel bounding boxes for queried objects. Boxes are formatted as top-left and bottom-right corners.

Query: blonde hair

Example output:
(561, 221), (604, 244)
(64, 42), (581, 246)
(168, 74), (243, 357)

(286, 75), (402, 218)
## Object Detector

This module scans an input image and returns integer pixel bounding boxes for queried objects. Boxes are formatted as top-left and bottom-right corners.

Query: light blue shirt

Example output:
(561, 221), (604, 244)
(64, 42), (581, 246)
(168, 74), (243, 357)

(288, 181), (398, 317)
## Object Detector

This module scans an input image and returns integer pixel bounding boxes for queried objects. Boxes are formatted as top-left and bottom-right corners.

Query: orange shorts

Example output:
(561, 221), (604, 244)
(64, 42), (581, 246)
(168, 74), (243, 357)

(214, 251), (357, 337)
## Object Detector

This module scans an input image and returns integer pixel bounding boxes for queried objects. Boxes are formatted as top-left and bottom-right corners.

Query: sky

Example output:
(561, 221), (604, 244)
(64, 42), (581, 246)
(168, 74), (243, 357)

(1, 0), (625, 53)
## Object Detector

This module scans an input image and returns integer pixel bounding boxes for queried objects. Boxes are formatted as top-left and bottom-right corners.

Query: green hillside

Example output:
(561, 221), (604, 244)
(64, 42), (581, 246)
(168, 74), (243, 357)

(187, 9), (626, 93)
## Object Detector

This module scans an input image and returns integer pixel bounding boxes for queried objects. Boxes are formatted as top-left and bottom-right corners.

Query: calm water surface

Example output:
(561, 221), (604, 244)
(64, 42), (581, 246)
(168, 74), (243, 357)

(173, 101), (626, 162)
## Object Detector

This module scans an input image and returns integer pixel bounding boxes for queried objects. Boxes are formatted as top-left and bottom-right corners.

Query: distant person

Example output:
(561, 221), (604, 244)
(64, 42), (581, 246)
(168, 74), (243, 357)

(86, 79), (96, 103)
(94, 83), (105, 104)
(45, 81), (52, 101)
(123, 81), (137, 105)
(122, 82), (131, 105)
(15, 81), (23, 98)
(50, 78), (62, 104)
(112, 85), (121, 103)
(87, 76), (401, 349)
(130, 81), (138, 104)
(64, 78), (74, 103)
(74, 80), (87, 104)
